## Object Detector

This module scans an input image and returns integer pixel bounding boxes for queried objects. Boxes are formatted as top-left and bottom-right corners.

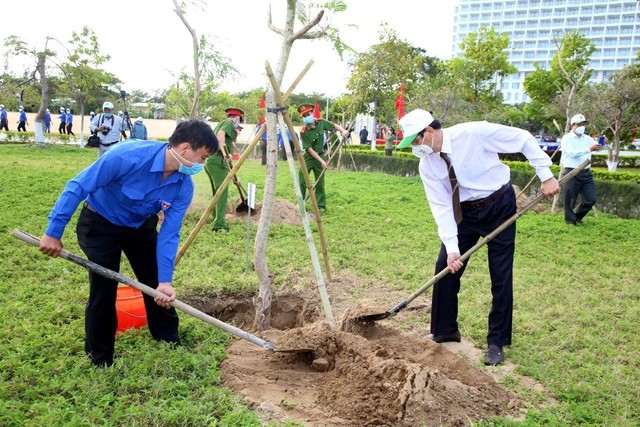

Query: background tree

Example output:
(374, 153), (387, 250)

(446, 26), (516, 108)
(525, 30), (594, 134)
(56, 27), (114, 144)
(172, 0), (237, 119)
(346, 25), (436, 125)
(2, 36), (52, 143)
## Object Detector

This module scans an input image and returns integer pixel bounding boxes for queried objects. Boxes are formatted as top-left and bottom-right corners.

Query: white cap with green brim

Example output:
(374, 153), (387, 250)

(397, 109), (434, 149)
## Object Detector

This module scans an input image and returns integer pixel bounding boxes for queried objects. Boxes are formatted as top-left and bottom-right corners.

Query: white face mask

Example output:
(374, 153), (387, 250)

(411, 144), (433, 158)
(575, 126), (586, 136)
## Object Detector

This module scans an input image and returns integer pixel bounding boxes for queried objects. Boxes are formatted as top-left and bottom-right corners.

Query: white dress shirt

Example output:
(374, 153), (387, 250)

(418, 121), (554, 254)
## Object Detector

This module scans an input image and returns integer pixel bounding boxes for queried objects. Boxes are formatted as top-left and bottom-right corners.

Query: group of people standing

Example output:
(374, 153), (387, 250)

(0, 104), (30, 132)
(34, 93), (602, 370)
(56, 108), (75, 135)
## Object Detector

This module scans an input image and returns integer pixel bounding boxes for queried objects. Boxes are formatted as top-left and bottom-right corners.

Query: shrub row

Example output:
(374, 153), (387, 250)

(335, 149), (640, 219)
(0, 130), (76, 145)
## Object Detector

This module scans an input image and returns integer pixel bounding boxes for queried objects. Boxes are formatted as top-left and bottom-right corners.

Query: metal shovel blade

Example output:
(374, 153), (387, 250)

(351, 311), (393, 323)
(272, 347), (314, 354)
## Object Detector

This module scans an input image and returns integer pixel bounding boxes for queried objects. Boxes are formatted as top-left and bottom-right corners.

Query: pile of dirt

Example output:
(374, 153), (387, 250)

(222, 319), (519, 426)
(184, 271), (553, 426)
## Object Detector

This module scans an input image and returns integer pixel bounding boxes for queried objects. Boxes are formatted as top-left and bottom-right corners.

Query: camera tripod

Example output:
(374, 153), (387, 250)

(120, 90), (134, 140)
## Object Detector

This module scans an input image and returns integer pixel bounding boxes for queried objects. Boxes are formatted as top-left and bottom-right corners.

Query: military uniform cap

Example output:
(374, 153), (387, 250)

(225, 108), (244, 117)
(298, 104), (314, 116)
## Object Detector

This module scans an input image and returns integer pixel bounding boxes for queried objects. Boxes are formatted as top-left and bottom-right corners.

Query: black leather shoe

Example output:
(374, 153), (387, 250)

(484, 344), (504, 365)
(427, 330), (461, 343)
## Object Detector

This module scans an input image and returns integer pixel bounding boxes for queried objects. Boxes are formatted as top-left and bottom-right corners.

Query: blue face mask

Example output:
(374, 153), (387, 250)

(178, 162), (204, 175)
(169, 147), (205, 175)
(103, 113), (113, 118)
(234, 122), (240, 129)
(304, 115), (315, 125)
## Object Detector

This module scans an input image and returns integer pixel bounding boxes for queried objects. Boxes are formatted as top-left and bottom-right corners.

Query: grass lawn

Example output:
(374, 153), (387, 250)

(1, 143), (639, 426)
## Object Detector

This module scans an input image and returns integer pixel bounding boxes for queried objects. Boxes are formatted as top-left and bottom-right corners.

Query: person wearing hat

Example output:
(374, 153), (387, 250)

(397, 109), (559, 365)
(58, 108), (67, 134)
(38, 119), (218, 367)
(17, 106), (28, 132)
(204, 107), (243, 232)
(0, 105), (8, 131)
(43, 108), (52, 133)
(131, 116), (148, 140)
(297, 104), (349, 213)
(90, 101), (127, 157)
(559, 114), (601, 225)
(65, 108), (75, 136)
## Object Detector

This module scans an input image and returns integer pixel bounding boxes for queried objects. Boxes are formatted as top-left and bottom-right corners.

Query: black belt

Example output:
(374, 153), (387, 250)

(101, 141), (119, 147)
(461, 183), (511, 210)
(83, 202), (97, 213)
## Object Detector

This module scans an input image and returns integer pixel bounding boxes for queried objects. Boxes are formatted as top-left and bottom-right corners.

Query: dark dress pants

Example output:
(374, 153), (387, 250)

(430, 186), (516, 347)
(76, 206), (180, 366)
(563, 168), (596, 223)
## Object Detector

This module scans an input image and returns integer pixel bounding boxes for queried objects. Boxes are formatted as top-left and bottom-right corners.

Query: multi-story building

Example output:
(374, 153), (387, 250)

(452, 0), (640, 104)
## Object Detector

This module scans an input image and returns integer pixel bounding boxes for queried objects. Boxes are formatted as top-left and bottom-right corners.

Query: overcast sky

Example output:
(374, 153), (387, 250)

(2, 0), (458, 97)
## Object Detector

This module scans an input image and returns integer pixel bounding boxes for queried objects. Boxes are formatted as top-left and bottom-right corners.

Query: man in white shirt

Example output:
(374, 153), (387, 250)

(398, 109), (559, 365)
(559, 114), (600, 225)
(90, 101), (126, 158)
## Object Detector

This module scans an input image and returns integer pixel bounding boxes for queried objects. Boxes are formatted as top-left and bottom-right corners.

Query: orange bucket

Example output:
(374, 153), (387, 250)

(233, 152), (239, 160)
(115, 286), (147, 333)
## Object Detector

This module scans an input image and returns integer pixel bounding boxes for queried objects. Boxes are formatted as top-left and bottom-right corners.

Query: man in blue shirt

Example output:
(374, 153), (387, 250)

(58, 108), (66, 134)
(559, 113), (601, 225)
(17, 106), (28, 132)
(43, 108), (52, 133)
(39, 120), (218, 367)
(0, 104), (8, 131)
(130, 116), (148, 140)
(65, 108), (75, 136)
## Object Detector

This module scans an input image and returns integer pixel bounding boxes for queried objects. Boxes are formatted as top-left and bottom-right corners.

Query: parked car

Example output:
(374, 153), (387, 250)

(537, 135), (560, 151)
(632, 139), (640, 148)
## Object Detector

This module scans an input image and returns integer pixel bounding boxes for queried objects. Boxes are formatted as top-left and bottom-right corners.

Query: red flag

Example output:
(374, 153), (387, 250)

(395, 83), (405, 138)
(259, 95), (265, 109)
(313, 101), (322, 120)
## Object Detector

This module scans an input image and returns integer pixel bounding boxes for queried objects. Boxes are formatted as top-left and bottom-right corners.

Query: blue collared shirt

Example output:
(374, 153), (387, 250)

(560, 131), (594, 169)
(66, 113), (73, 124)
(19, 111), (27, 121)
(45, 141), (194, 283)
(0, 109), (7, 120)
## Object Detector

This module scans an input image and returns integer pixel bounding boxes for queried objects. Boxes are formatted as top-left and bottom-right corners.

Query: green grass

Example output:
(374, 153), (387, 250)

(1, 143), (639, 426)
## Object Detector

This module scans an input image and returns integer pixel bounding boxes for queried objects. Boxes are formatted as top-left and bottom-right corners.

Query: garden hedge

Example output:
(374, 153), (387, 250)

(335, 148), (640, 219)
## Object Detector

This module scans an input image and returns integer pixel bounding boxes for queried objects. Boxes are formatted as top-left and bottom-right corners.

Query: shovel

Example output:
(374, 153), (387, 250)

(224, 156), (252, 214)
(11, 229), (311, 354)
(352, 159), (590, 323)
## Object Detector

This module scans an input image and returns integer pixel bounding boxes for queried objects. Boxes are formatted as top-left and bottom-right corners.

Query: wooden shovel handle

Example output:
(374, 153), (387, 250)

(11, 229), (279, 351)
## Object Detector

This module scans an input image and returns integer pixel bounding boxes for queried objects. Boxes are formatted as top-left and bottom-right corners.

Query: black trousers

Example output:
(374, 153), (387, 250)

(563, 168), (596, 223)
(0, 118), (8, 131)
(76, 206), (180, 366)
(66, 123), (75, 136)
(59, 122), (66, 134)
(17, 121), (26, 132)
(430, 185), (516, 347)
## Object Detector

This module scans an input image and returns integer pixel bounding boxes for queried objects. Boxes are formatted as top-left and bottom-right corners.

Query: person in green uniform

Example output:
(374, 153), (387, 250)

(205, 107), (244, 231)
(297, 104), (349, 214)
(385, 127), (395, 156)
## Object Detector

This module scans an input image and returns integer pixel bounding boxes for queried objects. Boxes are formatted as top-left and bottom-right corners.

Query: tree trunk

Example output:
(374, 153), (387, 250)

(172, 0), (200, 119)
(35, 51), (48, 146)
(253, 1), (297, 331)
(253, 88), (279, 331)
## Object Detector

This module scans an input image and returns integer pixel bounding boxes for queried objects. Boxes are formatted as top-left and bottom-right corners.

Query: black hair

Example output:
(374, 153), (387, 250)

(169, 119), (218, 154)
(430, 119), (442, 130)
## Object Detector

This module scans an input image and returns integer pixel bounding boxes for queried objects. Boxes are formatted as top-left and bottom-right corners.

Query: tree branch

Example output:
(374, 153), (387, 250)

(288, 10), (325, 42)
(267, 3), (285, 36)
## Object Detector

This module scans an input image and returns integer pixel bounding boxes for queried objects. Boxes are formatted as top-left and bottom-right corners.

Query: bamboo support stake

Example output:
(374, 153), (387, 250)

(265, 61), (334, 321)
(175, 60), (315, 265)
